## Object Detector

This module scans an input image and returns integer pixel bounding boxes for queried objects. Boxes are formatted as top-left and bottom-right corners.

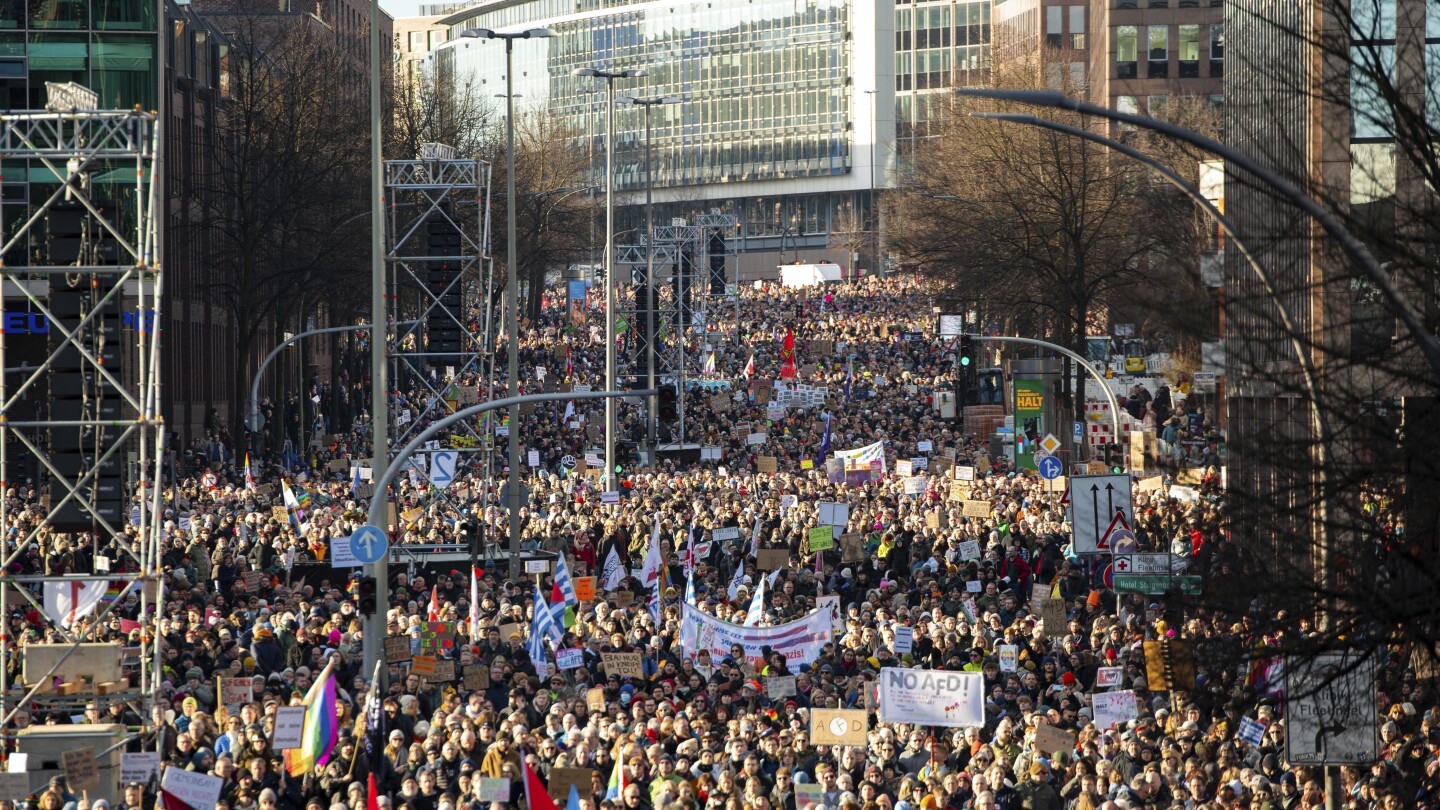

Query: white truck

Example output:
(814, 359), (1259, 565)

(778, 263), (845, 287)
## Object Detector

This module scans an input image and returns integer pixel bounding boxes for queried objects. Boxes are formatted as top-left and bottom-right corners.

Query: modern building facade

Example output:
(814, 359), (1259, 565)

(1087, 0), (1223, 127)
(395, 14), (449, 82)
(427, 0), (992, 276)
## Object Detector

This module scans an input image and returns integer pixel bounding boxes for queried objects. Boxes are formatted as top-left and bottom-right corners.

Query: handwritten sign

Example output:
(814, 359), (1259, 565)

(1040, 599), (1067, 636)
(840, 533), (864, 562)
(892, 626), (914, 654)
(765, 676), (797, 698)
(958, 539), (981, 561)
(272, 706), (307, 750)
(410, 655), (437, 678)
(463, 665), (491, 691)
(556, 648), (585, 670)
(430, 659), (456, 682)
(574, 577), (596, 602)
(62, 747), (98, 791)
(962, 500), (990, 518)
(807, 526), (834, 551)
(1034, 723), (1077, 755)
(1096, 666), (1123, 688)
(757, 549), (789, 570)
(120, 752), (162, 786)
(161, 769), (224, 810)
(757, 456), (778, 474)
(385, 636), (412, 663)
(220, 677), (253, 710)
(998, 645), (1018, 672)
(478, 779), (510, 802)
(547, 768), (595, 803)
(602, 652), (644, 679)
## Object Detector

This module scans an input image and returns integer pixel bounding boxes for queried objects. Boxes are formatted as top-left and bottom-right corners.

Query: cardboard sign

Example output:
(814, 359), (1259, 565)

(810, 709), (869, 747)
(1040, 599), (1068, 636)
(765, 676), (798, 698)
(547, 768), (595, 802)
(587, 687), (607, 713)
(747, 432), (768, 446)
(757, 456), (778, 474)
(1034, 723), (1077, 755)
(385, 636), (412, 663)
(0, 773), (31, 802)
(962, 500), (990, 518)
(478, 779), (510, 803)
(958, 540), (982, 561)
(602, 652), (644, 679)
(840, 532), (865, 562)
(574, 577), (596, 602)
(119, 751), (163, 786)
(757, 549), (789, 570)
(410, 655), (437, 677)
(271, 506), (290, 522)
(430, 659), (456, 682)
(612, 590), (635, 608)
(499, 623), (524, 643)
(464, 665), (491, 691)
(62, 747), (98, 790)
(272, 706), (307, 750)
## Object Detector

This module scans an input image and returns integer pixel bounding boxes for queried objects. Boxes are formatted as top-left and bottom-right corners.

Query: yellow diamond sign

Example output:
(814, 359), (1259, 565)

(1039, 433), (1062, 455)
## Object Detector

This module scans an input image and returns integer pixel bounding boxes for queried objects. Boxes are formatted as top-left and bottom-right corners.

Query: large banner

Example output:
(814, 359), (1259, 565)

(681, 603), (832, 670)
(833, 441), (887, 474)
(877, 667), (985, 727)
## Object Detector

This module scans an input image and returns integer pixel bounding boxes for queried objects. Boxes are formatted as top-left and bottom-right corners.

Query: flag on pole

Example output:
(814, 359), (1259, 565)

(567, 786), (583, 810)
(605, 756), (626, 801)
(744, 574), (766, 627)
(244, 454), (255, 491)
(683, 521), (698, 576)
(844, 357), (855, 400)
(363, 659), (386, 782)
(601, 544), (626, 590)
(779, 330), (797, 379)
(42, 581), (107, 629)
(351, 464), (362, 499)
(469, 567), (481, 642)
(816, 415), (833, 466)
(525, 761), (562, 810)
(639, 519), (664, 590)
(283, 657), (340, 776)
(743, 353), (755, 379)
(749, 516), (763, 558)
(427, 585), (441, 622)
(703, 351), (717, 375)
(727, 561), (746, 601)
(553, 554), (579, 606)
(281, 480), (308, 534)
(528, 585), (561, 676)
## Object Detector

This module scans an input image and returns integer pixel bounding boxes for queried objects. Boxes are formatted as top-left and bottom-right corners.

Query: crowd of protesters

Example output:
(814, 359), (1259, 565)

(6, 274), (1427, 810)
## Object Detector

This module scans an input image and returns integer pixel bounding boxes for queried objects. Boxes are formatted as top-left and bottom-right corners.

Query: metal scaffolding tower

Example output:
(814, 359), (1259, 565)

(614, 210), (737, 447)
(0, 97), (166, 739)
(383, 143), (493, 453)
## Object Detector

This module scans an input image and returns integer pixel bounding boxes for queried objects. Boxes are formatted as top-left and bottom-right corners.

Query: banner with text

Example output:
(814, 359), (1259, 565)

(680, 603), (832, 670)
(877, 667), (985, 727)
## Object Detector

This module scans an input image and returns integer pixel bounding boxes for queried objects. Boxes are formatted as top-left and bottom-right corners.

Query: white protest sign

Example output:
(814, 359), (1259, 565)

(892, 626), (914, 655)
(330, 536), (360, 568)
(998, 645), (1018, 672)
(918, 441), (934, 453)
(877, 668), (984, 727)
(896, 460), (913, 477)
(1092, 690), (1139, 731)
(817, 502), (850, 529)
(903, 476), (927, 495)
(556, 648), (585, 670)
(958, 540), (981, 561)
(528, 450), (541, 467)
(161, 768), (225, 810)
(747, 432), (768, 445)
(272, 706), (307, 750)
(120, 752), (162, 786)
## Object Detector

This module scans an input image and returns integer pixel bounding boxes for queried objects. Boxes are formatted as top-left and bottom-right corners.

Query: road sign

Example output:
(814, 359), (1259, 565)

(201, 472), (218, 489)
(1109, 528), (1138, 554)
(1111, 553), (1170, 575)
(1192, 372), (1217, 393)
(1037, 455), (1063, 480)
(1113, 574), (1201, 595)
(1285, 651), (1377, 764)
(429, 451), (458, 488)
(1071, 474), (1133, 554)
(349, 525), (389, 565)
(1039, 433), (1061, 455)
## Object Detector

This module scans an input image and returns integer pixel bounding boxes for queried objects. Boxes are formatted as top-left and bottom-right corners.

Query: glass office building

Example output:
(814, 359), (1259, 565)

(430, 0), (917, 274)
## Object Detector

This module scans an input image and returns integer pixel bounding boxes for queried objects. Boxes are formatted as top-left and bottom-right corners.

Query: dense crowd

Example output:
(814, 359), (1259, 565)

(7, 274), (1424, 810)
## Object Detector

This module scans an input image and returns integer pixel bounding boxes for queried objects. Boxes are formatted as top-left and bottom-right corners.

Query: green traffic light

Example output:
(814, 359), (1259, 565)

(960, 357), (971, 366)
(1112, 465), (1123, 474)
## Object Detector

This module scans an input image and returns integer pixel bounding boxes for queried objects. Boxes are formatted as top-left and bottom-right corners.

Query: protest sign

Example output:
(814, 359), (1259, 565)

(0, 774), (29, 802)
(62, 748), (98, 790)
(877, 668), (985, 727)
(764, 676), (797, 698)
(962, 500), (990, 518)
(810, 709), (869, 746)
(1096, 666), (1123, 688)
(602, 652), (644, 679)
(430, 660), (456, 682)
(1093, 690), (1139, 730)
(681, 603), (831, 670)
(478, 780), (510, 803)
(998, 645), (1018, 672)
(958, 539), (981, 561)
(795, 784), (825, 810)
(757, 548), (790, 570)
(547, 768), (595, 803)
(1034, 724), (1077, 755)
(893, 626), (914, 654)
(757, 456), (778, 474)
(587, 688), (606, 713)
(840, 532), (864, 562)
(272, 706), (307, 749)
(1041, 598), (1067, 636)
(464, 666), (491, 691)
(161, 769), (224, 810)
(807, 526), (834, 551)
(556, 648), (585, 670)
(120, 752), (162, 786)
(574, 577), (596, 602)
(410, 656), (437, 677)
(220, 677), (253, 710)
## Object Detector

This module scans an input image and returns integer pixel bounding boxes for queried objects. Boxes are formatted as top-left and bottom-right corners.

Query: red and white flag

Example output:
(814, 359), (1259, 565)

(42, 581), (107, 628)
(743, 353), (755, 379)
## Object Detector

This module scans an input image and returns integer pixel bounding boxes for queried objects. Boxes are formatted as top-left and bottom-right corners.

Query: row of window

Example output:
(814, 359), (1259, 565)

(1116, 23), (1222, 79)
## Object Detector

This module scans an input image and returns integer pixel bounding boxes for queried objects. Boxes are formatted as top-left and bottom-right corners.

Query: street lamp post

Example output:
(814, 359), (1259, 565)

(573, 66), (647, 485)
(619, 94), (681, 460)
(460, 26), (554, 578)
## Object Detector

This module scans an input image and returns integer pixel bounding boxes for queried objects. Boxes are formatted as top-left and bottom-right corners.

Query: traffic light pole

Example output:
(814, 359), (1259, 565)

(972, 335), (1124, 470)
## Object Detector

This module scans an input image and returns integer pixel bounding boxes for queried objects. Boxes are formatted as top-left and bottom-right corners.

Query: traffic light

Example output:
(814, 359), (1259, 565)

(357, 576), (379, 616)
(424, 205), (464, 359)
(959, 335), (975, 367)
(1105, 442), (1124, 473)
(657, 384), (678, 423)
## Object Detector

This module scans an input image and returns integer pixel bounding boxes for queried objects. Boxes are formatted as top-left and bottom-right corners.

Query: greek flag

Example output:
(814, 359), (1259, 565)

(527, 585), (562, 674)
(553, 554), (579, 607)
(744, 575), (766, 627)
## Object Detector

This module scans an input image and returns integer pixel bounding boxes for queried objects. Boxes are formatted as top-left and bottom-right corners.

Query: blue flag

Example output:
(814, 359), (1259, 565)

(816, 415), (833, 466)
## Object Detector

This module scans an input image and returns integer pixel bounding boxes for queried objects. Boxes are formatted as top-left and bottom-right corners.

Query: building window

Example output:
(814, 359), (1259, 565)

(1148, 25), (1169, 77)
(1210, 23), (1224, 76)
(1070, 6), (1085, 49)
(1046, 6), (1063, 48)
(1117, 0), (1136, 8)
(1117, 25), (1137, 78)
(1149, 0), (1167, 7)
(1117, 95), (1139, 130)
(1351, 44), (1396, 139)
(1178, 24), (1199, 77)
(1349, 0), (1396, 41)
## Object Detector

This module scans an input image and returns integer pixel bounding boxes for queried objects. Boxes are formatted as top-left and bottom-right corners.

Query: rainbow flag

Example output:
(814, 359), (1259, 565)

(284, 657), (339, 776)
(100, 581), (133, 608)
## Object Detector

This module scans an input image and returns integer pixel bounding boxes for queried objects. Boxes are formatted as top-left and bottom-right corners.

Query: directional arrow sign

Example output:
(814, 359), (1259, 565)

(1038, 455), (1064, 481)
(1071, 474), (1133, 555)
(349, 525), (389, 565)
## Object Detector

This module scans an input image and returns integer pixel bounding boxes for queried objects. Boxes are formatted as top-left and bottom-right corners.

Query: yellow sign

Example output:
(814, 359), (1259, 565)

(1017, 391), (1044, 409)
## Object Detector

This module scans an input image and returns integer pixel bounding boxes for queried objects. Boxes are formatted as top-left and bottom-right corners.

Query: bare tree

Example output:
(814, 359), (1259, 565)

(193, 6), (370, 436)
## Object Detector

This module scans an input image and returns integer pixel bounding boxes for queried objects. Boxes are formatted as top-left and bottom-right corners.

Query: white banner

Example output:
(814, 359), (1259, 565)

(43, 581), (107, 629)
(681, 603), (832, 670)
(161, 767), (225, 810)
(877, 668), (985, 727)
(1092, 690), (1139, 731)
